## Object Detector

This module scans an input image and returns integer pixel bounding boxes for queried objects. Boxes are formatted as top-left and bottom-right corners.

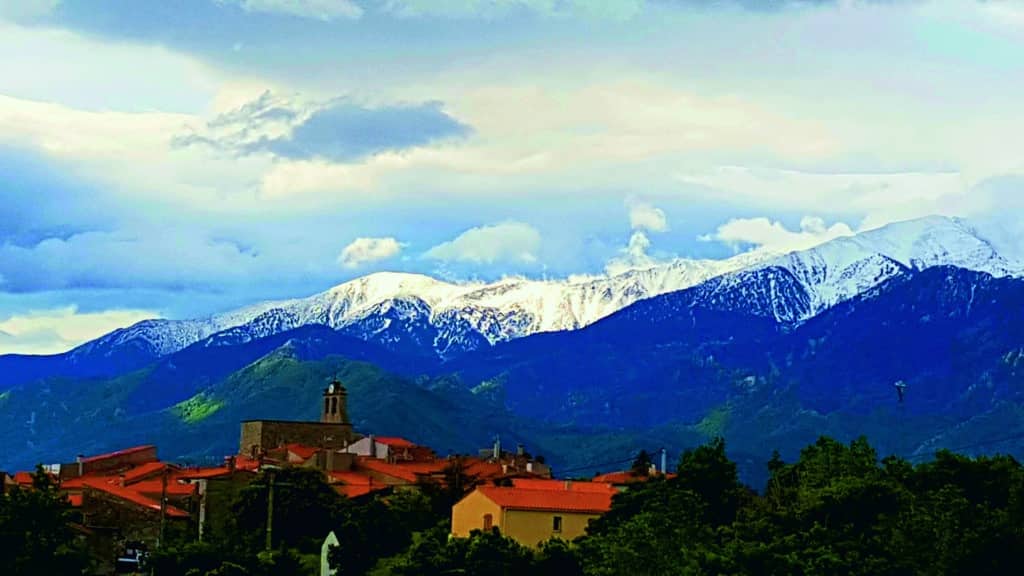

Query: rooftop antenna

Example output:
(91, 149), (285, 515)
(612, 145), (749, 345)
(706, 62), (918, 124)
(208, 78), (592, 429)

(894, 380), (908, 403)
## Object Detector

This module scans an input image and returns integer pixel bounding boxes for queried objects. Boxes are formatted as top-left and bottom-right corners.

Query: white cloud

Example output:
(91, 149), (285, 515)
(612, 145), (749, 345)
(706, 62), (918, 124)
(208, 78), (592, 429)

(628, 202), (668, 233)
(700, 216), (855, 254)
(338, 237), (404, 268)
(424, 222), (541, 264)
(0, 306), (157, 355)
(605, 231), (658, 275)
(218, 0), (363, 21)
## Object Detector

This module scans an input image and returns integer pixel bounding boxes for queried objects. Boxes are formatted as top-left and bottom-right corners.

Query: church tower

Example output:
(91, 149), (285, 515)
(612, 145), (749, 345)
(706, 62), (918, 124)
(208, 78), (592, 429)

(322, 379), (350, 425)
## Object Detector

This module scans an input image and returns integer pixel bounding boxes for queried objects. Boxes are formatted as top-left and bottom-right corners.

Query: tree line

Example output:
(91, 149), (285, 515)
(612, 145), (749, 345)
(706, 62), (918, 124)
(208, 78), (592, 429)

(4, 436), (1024, 574)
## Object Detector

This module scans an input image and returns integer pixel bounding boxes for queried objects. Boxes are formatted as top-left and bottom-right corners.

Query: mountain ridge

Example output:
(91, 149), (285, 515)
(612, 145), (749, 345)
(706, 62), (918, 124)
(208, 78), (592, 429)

(2, 215), (1020, 391)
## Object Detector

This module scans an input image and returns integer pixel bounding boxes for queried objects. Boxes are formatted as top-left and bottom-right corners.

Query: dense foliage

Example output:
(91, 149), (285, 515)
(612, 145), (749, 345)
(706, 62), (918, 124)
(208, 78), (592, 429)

(383, 437), (1024, 576)
(8, 436), (1024, 574)
(0, 467), (89, 576)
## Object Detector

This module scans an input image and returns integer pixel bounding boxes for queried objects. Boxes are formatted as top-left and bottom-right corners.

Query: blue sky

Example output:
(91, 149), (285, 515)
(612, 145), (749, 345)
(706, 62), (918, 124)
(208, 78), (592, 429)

(1, 0), (1023, 353)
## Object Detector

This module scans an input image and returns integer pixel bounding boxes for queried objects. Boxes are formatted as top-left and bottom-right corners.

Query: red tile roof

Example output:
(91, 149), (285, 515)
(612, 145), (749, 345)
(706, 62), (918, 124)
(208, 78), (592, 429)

(123, 462), (167, 485)
(131, 479), (197, 498)
(13, 471), (34, 486)
(68, 493), (83, 507)
(374, 437), (416, 448)
(335, 485), (382, 499)
(80, 478), (189, 518)
(356, 458), (444, 483)
(80, 445), (156, 464)
(475, 485), (616, 514)
(511, 478), (616, 493)
(592, 471), (676, 484)
(175, 467), (236, 480)
(285, 444), (320, 461)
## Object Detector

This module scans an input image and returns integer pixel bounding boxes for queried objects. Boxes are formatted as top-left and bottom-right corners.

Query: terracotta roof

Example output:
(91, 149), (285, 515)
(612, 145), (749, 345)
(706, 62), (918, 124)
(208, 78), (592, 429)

(474, 485), (616, 514)
(13, 471), (34, 486)
(123, 462), (167, 485)
(327, 471), (376, 485)
(374, 437), (416, 448)
(175, 467), (235, 480)
(335, 484), (384, 499)
(68, 493), (83, 507)
(131, 479), (197, 498)
(592, 471), (676, 484)
(80, 445), (156, 464)
(511, 478), (616, 493)
(356, 458), (441, 483)
(285, 444), (320, 461)
(80, 478), (189, 518)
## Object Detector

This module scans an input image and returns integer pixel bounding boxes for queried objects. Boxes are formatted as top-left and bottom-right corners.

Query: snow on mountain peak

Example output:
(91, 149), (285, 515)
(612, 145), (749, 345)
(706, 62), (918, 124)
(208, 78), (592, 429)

(75, 215), (1022, 359)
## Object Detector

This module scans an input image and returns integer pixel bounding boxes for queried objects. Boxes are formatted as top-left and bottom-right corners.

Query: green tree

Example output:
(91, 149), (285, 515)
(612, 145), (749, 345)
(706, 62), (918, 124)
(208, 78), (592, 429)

(228, 467), (345, 554)
(0, 466), (89, 576)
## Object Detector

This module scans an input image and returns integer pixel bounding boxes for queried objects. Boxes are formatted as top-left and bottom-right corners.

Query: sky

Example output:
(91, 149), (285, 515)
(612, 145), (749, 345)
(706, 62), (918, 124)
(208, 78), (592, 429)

(1, 0), (1023, 354)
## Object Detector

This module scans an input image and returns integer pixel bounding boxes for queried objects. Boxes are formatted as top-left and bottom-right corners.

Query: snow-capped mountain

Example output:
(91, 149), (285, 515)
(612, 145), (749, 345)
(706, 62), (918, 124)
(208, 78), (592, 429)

(68, 215), (1023, 360)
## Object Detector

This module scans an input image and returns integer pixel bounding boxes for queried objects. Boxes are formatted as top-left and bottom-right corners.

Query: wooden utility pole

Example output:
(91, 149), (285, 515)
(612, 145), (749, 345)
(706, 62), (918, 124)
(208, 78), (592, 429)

(158, 467), (168, 549)
(265, 469), (275, 552)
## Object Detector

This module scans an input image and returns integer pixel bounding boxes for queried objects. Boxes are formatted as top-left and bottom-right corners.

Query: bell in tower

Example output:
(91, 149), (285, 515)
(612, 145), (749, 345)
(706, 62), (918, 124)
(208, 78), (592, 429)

(322, 378), (350, 425)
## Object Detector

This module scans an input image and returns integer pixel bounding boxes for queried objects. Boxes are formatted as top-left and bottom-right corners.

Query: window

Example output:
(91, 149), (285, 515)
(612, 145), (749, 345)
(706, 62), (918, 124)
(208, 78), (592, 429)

(324, 398), (330, 415)
(331, 397), (338, 414)
(483, 513), (493, 531)
(552, 516), (562, 533)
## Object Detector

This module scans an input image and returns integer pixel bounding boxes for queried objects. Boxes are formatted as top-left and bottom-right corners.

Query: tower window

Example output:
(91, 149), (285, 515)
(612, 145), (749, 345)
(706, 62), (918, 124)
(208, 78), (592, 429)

(552, 516), (562, 532)
(324, 398), (330, 415)
(331, 397), (338, 415)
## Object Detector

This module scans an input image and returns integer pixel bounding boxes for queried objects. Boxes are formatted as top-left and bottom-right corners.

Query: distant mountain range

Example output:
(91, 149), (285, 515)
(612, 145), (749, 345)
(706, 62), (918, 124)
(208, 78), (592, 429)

(1, 215), (1019, 388)
(2, 215), (1023, 478)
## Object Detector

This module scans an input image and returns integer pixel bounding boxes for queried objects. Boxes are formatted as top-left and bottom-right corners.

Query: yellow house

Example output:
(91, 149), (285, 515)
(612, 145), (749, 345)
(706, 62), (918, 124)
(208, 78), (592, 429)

(452, 479), (617, 547)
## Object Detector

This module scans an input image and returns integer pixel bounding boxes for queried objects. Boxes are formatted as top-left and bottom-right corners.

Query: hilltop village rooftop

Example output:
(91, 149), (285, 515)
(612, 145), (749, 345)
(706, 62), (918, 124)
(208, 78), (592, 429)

(4, 379), (669, 572)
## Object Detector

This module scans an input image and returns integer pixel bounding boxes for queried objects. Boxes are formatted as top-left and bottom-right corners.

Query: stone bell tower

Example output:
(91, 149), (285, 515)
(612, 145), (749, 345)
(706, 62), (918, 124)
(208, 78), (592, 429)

(322, 378), (350, 425)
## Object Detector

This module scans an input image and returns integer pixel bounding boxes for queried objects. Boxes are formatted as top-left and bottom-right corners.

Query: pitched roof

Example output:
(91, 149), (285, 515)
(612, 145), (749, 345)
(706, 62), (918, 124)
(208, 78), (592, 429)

(356, 458), (444, 483)
(592, 471), (676, 485)
(284, 444), (320, 461)
(175, 466), (243, 480)
(511, 478), (616, 493)
(13, 471), (34, 486)
(131, 479), (197, 498)
(80, 478), (189, 518)
(474, 485), (616, 514)
(123, 462), (167, 485)
(374, 437), (415, 448)
(80, 445), (156, 464)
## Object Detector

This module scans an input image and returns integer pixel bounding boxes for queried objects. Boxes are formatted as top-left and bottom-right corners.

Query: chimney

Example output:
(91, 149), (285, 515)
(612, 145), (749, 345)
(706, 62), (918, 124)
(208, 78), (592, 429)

(118, 473), (126, 488)
(493, 436), (501, 461)
(516, 443), (525, 457)
(224, 455), (235, 472)
(76, 455), (84, 477)
(660, 448), (667, 475)
(564, 479), (572, 491)
(368, 434), (376, 459)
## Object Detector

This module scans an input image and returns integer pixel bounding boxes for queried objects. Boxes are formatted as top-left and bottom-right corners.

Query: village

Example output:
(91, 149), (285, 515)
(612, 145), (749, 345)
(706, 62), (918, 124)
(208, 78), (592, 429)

(1, 379), (670, 575)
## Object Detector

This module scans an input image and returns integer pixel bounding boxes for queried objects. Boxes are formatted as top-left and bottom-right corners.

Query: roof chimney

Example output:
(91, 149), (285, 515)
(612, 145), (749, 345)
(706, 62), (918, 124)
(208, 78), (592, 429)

(564, 479), (572, 491)
(660, 448), (667, 475)
(76, 454), (84, 477)
(516, 443), (525, 457)
(369, 434), (376, 459)
(493, 436), (501, 461)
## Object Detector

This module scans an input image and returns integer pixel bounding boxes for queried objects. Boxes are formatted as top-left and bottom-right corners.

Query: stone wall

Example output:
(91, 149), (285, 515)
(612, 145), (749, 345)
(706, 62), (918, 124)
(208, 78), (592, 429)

(239, 420), (358, 457)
